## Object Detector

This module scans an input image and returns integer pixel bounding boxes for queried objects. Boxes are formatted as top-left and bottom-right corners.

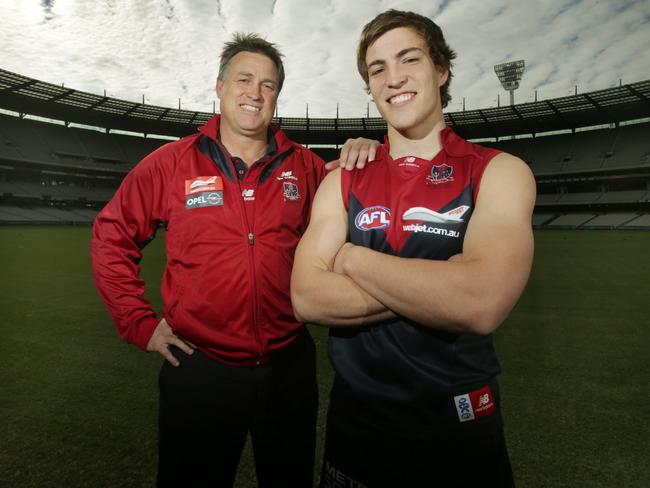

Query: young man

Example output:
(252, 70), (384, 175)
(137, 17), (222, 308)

(292, 10), (536, 487)
(91, 33), (377, 487)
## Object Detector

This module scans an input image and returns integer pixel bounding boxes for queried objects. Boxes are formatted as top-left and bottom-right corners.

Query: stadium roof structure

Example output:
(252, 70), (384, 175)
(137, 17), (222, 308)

(1, 68), (649, 143)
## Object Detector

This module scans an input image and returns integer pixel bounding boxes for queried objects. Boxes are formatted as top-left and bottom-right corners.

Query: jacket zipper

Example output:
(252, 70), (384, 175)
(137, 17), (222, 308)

(234, 166), (263, 364)
(240, 150), (292, 365)
(214, 142), (291, 365)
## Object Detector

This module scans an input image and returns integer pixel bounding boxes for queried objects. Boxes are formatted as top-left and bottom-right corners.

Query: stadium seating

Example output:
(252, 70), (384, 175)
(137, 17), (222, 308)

(0, 113), (166, 172)
(545, 213), (597, 228)
(0, 115), (53, 163)
(563, 128), (617, 172)
(485, 122), (650, 175)
(1, 75), (649, 229)
(0, 137), (22, 161)
(582, 212), (640, 228)
(36, 119), (89, 157)
(528, 133), (574, 174)
(0, 205), (62, 223)
(557, 192), (602, 204)
(622, 213), (650, 228)
(532, 213), (558, 227)
(606, 123), (650, 168)
(535, 193), (562, 205)
(598, 190), (647, 203)
(0, 204), (96, 224)
(111, 133), (168, 163)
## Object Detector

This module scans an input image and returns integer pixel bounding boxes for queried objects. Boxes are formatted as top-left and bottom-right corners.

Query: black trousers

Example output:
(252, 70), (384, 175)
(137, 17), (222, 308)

(320, 375), (514, 488)
(157, 330), (318, 487)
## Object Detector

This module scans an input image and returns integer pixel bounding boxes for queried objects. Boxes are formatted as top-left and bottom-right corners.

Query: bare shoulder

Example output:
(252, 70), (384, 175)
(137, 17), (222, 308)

(472, 152), (536, 223)
(481, 152), (536, 200)
(310, 168), (345, 219)
(317, 167), (343, 195)
(487, 152), (534, 177)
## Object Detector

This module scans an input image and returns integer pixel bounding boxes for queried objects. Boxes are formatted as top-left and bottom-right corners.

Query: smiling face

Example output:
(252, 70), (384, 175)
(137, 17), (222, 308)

(216, 51), (279, 140)
(366, 27), (448, 137)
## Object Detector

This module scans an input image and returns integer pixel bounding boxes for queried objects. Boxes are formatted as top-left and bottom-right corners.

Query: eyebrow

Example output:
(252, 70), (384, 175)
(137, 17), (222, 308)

(367, 47), (425, 71)
(235, 71), (277, 86)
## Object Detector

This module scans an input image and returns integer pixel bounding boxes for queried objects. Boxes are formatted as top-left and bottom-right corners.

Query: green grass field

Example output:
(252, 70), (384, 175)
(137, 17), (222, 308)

(1, 227), (648, 487)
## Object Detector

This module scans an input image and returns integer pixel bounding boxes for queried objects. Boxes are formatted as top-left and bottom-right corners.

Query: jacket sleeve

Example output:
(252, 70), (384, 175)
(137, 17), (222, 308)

(90, 148), (170, 350)
(313, 152), (329, 186)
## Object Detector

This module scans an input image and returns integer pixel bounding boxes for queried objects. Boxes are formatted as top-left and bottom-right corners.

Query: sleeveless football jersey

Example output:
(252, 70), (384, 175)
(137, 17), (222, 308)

(332, 127), (503, 409)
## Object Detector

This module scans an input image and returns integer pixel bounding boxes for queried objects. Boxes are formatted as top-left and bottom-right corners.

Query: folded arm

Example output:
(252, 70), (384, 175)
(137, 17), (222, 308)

(291, 169), (396, 326)
(335, 153), (536, 335)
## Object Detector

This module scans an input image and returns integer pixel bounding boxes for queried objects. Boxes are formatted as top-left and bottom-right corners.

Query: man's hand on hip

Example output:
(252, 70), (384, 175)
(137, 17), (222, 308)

(146, 318), (195, 367)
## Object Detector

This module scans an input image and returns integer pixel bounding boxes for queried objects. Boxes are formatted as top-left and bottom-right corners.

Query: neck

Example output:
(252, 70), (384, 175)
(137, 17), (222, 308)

(218, 121), (268, 167)
(388, 115), (446, 161)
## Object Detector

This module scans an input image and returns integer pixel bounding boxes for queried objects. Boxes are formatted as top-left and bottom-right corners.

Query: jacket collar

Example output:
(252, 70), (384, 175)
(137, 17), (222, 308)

(196, 115), (294, 184)
(198, 115), (294, 158)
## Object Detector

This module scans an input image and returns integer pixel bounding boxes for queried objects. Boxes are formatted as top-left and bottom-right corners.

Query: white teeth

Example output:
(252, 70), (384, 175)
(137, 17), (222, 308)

(241, 104), (260, 112)
(389, 93), (414, 104)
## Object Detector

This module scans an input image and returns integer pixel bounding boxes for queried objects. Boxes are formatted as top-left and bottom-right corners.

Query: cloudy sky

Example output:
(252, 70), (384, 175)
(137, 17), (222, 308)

(1, 0), (649, 118)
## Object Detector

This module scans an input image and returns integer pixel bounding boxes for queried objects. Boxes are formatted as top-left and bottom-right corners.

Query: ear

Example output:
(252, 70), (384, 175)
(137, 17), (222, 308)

(437, 67), (449, 87)
(216, 78), (224, 98)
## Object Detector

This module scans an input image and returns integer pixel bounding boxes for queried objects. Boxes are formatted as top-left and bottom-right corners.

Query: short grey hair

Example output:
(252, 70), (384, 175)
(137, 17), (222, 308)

(218, 32), (285, 91)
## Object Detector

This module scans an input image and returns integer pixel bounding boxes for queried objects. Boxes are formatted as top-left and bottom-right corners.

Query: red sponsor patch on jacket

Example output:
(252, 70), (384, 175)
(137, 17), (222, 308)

(185, 176), (223, 195)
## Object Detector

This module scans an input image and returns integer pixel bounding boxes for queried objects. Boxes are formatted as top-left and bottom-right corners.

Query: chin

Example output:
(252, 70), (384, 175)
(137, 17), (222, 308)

(385, 115), (419, 133)
(238, 115), (266, 128)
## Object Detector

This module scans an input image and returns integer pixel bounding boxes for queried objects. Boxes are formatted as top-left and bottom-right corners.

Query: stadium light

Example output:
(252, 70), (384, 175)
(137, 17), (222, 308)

(494, 60), (525, 106)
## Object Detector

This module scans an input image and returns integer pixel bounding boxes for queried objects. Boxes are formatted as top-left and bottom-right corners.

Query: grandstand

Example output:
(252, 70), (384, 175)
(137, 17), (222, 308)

(0, 68), (648, 227)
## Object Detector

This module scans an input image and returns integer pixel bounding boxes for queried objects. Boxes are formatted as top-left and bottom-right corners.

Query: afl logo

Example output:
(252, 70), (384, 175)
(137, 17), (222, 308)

(355, 206), (391, 231)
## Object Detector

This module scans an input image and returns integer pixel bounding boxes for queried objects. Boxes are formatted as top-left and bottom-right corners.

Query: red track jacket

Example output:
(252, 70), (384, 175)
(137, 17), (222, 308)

(91, 115), (327, 365)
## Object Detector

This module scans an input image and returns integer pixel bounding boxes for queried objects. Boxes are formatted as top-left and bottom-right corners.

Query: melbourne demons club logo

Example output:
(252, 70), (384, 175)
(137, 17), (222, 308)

(283, 182), (300, 201)
(427, 163), (454, 185)
(355, 206), (391, 231)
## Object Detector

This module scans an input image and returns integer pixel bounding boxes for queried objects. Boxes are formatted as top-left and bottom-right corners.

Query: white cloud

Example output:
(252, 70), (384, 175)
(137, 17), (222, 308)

(0, 0), (648, 116)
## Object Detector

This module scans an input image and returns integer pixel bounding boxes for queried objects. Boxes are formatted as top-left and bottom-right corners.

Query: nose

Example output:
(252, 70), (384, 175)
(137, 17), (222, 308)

(246, 83), (263, 101)
(386, 66), (407, 89)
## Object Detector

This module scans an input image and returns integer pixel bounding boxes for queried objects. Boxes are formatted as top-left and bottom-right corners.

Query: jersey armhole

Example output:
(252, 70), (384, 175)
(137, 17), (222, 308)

(340, 169), (352, 212)
(472, 149), (502, 203)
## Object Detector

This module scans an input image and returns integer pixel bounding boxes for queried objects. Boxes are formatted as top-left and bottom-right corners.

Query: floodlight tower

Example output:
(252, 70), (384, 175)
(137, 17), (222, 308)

(494, 60), (525, 105)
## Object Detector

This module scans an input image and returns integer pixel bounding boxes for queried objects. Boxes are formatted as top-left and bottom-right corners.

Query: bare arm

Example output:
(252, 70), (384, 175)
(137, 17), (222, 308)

(335, 153), (536, 335)
(291, 169), (396, 326)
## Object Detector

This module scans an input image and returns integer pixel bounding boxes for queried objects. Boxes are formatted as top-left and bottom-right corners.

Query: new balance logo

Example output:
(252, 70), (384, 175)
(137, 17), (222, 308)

(277, 170), (298, 181)
(478, 393), (490, 407)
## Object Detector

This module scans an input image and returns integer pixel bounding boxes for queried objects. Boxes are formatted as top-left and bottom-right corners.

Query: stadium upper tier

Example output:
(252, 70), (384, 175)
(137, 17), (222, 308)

(1, 68), (649, 142)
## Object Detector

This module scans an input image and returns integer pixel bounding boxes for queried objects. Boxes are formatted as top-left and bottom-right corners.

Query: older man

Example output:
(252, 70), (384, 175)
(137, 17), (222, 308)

(92, 33), (377, 487)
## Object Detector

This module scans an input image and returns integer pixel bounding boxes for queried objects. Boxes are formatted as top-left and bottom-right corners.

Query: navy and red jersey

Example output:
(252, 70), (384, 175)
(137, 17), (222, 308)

(91, 115), (327, 366)
(331, 127), (503, 429)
